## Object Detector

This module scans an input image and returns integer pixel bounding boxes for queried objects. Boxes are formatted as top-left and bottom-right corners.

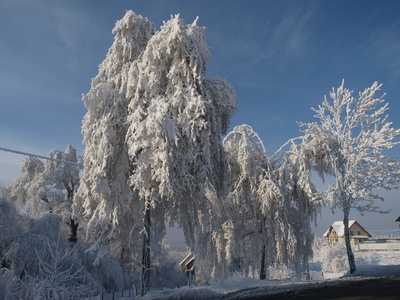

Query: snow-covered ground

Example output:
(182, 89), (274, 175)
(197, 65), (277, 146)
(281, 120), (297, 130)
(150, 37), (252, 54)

(136, 250), (400, 300)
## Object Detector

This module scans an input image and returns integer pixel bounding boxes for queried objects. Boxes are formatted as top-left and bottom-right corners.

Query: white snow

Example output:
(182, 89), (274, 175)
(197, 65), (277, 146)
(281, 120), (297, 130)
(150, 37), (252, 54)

(136, 250), (400, 299)
(328, 220), (356, 237)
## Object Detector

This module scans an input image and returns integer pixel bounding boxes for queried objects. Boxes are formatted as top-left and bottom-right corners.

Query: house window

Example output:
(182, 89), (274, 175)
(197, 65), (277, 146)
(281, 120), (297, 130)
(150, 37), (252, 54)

(350, 231), (354, 236)
(358, 231), (361, 235)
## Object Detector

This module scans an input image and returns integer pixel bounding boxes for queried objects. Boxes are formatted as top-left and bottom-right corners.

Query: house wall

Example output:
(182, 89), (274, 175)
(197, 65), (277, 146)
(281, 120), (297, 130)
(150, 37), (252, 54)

(327, 231), (341, 245)
(349, 223), (367, 237)
(326, 223), (369, 246)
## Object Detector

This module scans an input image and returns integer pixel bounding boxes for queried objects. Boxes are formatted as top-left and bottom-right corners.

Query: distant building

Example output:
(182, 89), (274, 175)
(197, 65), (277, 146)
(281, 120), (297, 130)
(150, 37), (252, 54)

(179, 252), (195, 285)
(396, 216), (400, 229)
(323, 220), (371, 246)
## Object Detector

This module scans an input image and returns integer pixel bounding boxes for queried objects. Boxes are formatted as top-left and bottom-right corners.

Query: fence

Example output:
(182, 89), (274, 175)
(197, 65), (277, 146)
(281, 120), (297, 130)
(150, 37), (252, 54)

(356, 242), (400, 252)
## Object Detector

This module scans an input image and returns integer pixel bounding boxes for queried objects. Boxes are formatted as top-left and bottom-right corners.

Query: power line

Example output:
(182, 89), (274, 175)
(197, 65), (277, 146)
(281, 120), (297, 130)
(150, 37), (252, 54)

(0, 147), (83, 167)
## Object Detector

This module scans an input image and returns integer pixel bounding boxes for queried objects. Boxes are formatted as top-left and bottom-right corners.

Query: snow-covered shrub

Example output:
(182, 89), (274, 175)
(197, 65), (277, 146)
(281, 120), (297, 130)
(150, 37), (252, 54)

(0, 211), (104, 298)
(0, 194), (25, 241)
(22, 238), (96, 299)
(96, 256), (125, 292)
(319, 245), (348, 273)
(67, 240), (125, 293)
(29, 213), (62, 242)
(0, 268), (22, 300)
(267, 263), (295, 280)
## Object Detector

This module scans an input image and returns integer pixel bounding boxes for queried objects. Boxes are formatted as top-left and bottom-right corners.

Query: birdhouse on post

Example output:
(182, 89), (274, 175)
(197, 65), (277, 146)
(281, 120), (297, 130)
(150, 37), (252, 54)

(179, 252), (195, 285)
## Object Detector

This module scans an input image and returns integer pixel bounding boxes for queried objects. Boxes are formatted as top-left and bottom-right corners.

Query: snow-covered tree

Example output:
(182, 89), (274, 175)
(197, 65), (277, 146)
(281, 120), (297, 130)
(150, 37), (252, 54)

(9, 157), (46, 217)
(8, 144), (80, 220)
(125, 14), (236, 291)
(299, 81), (400, 273)
(74, 11), (236, 295)
(259, 140), (321, 278)
(73, 11), (154, 263)
(23, 237), (95, 299)
(222, 125), (267, 279)
(223, 125), (320, 280)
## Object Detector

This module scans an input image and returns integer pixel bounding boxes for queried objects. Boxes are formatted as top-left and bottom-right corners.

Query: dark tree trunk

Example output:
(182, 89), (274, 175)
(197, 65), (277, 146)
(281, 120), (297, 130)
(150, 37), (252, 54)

(259, 215), (266, 280)
(343, 210), (356, 274)
(67, 217), (79, 243)
(141, 202), (151, 296)
(260, 244), (266, 280)
(65, 177), (75, 201)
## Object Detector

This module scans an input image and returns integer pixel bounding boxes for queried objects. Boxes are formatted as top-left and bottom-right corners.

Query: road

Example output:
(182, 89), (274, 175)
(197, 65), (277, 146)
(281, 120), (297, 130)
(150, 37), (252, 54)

(224, 277), (400, 300)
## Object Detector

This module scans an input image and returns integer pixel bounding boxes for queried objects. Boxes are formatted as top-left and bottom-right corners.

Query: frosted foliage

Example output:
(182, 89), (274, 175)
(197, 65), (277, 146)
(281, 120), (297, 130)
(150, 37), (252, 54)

(125, 14), (235, 284)
(1, 215), (62, 281)
(9, 157), (45, 217)
(8, 145), (80, 220)
(0, 190), (25, 239)
(222, 125), (320, 279)
(74, 11), (155, 256)
(300, 81), (400, 211)
(22, 238), (95, 299)
(259, 145), (320, 270)
(222, 125), (266, 271)
(299, 81), (400, 273)
(323, 245), (348, 273)
(75, 10), (236, 275)
(126, 14), (234, 201)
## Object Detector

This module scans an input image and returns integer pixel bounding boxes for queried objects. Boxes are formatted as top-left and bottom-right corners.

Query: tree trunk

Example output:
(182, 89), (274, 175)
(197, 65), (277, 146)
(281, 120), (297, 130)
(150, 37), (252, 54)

(259, 215), (266, 280)
(260, 244), (266, 280)
(141, 202), (151, 296)
(66, 217), (79, 243)
(343, 210), (356, 274)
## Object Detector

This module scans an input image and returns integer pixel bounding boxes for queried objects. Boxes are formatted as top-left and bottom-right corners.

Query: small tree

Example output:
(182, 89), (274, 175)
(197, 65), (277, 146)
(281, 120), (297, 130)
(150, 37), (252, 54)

(299, 80), (400, 273)
(8, 145), (80, 220)
(24, 237), (95, 299)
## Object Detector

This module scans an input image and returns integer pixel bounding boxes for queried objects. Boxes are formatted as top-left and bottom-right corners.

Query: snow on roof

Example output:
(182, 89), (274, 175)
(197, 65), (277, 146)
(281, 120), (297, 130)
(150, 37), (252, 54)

(179, 252), (195, 267)
(324, 220), (372, 238)
(331, 220), (356, 237)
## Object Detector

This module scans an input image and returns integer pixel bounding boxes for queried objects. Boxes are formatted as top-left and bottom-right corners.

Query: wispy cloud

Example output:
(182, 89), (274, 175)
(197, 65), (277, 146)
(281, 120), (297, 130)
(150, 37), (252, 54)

(375, 25), (400, 82)
(208, 1), (321, 74)
(2, 0), (94, 51)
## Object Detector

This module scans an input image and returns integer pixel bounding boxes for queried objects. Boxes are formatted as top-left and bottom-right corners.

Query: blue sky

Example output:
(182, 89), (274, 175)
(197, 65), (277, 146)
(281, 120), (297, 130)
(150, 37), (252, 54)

(1, 0), (400, 237)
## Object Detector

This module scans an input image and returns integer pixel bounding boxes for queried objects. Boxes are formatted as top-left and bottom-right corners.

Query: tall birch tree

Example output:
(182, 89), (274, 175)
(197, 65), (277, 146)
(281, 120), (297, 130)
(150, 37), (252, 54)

(299, 81), (400, 273)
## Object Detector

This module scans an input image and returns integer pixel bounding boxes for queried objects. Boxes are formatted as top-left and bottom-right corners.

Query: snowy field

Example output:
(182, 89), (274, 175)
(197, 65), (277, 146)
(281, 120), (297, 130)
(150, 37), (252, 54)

(135, 250), (400, 300)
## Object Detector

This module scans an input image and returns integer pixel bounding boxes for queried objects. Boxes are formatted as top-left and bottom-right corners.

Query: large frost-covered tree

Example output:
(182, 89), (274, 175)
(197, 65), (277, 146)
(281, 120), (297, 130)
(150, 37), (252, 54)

(299, 81), (400, 273)
(74, 11), (236, 295)
(73, 11), (153, 262)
